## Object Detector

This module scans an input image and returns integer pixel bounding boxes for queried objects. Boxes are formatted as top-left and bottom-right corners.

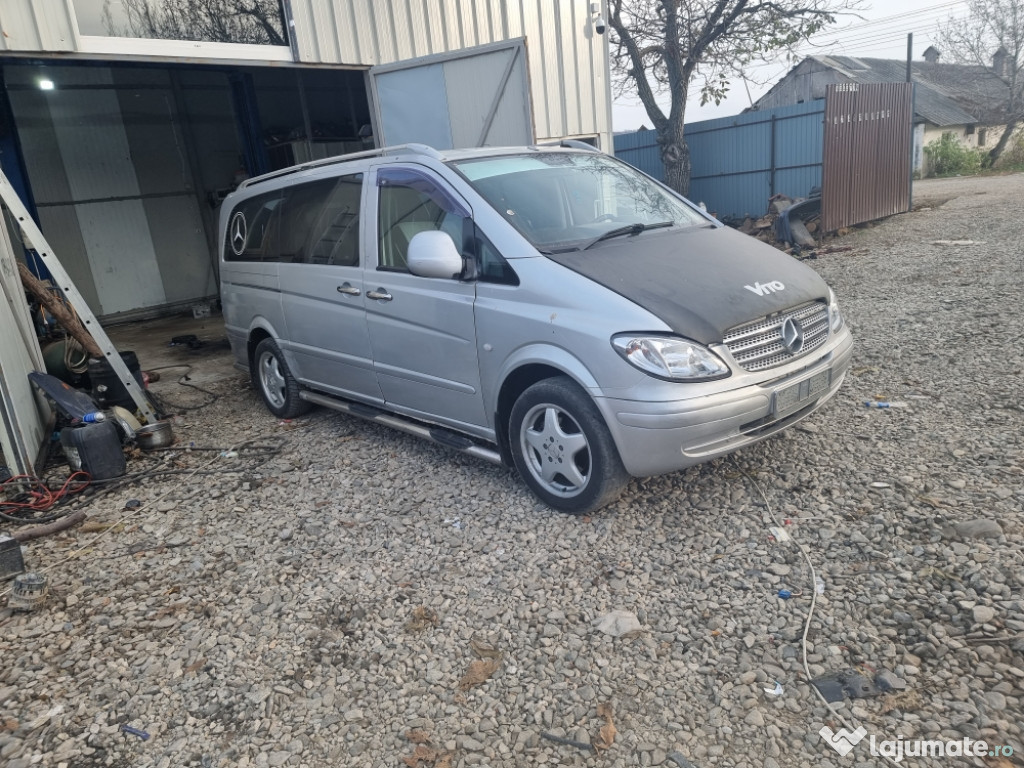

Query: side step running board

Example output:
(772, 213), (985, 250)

(299, 390), (503, 466)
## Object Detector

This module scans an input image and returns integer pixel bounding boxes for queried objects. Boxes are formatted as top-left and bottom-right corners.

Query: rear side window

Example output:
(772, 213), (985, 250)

(225, 174), (363, 265)
(308, 174), (363, 266)
(280, 174), (363, 265)
(225, 191), (282, 262)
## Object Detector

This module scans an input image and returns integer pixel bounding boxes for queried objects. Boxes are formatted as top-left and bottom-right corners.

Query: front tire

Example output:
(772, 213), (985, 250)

(252, 338), (310, 419)
(509, 377), (630, 514)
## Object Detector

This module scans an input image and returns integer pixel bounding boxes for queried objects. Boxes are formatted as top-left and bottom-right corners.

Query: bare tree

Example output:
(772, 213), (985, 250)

(102, 0), (286, 46)
(608, 0), (861, 194)
(937, 0), (1023, 164)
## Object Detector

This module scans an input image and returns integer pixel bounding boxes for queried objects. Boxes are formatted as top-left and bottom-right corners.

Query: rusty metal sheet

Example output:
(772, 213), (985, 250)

(822, 82), (913, 232)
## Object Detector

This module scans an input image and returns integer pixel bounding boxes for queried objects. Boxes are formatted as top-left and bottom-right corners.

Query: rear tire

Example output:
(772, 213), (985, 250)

(509, 376), (630, 514)
(252, 338), (310, 419)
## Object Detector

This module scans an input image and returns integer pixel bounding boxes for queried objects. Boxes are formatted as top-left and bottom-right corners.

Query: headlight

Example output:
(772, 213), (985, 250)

(828, 287), (844, 333)
(612, 335), (729, 381)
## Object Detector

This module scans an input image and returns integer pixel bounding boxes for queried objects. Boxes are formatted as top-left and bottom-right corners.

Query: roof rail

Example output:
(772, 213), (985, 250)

(238, 143), (443, 190)
(538, 139), (602, 152)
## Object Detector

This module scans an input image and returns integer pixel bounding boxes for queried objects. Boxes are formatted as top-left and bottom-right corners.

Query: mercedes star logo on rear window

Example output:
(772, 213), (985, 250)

(230, 212), (247, 256)
(781, 316), (804, 354)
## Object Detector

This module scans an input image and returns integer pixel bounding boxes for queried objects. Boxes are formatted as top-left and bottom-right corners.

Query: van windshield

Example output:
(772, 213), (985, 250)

(450, 152), (708, 252)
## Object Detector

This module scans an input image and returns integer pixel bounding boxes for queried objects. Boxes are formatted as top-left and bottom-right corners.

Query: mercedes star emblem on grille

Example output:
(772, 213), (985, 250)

(230, 212), (247, 256)
(781, 316), (804, 354)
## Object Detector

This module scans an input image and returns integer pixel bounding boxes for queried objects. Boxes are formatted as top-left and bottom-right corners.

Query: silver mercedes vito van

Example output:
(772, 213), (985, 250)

(219, 143), (853, 514)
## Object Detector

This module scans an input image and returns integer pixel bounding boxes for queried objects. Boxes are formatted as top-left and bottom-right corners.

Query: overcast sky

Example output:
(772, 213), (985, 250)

(611, 0), (972, 130)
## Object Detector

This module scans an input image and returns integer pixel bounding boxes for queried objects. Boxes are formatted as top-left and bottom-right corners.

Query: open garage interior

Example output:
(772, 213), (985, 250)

(0, 59), (372, 321)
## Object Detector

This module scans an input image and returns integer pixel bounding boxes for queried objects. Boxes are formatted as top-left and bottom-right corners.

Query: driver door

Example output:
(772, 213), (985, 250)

(362, 165), (486, 430)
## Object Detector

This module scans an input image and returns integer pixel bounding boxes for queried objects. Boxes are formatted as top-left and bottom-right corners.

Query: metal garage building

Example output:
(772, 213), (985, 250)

(0, 0), (611, 477)
(0, 0), (612, 320)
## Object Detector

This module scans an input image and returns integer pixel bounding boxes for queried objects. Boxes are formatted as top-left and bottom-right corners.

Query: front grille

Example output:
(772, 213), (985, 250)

(723, 300), (830, 372)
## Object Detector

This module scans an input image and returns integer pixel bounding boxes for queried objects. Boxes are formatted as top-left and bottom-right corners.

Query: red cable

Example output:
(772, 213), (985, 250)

(0, 471), (91, 515)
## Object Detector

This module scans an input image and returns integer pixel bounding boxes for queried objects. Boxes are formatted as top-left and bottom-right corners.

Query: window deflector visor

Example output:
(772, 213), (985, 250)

(377, 167), (470, 218)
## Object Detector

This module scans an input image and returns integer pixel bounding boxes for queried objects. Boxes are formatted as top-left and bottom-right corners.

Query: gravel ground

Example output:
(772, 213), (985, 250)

(1, 173), (1022, 768)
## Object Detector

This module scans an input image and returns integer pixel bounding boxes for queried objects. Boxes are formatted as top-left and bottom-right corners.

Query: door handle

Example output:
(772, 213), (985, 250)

(366, 289), (393, 301)
(336, 282), (361, 296)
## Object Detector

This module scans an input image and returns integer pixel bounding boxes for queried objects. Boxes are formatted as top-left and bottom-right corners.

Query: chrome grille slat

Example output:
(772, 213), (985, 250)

(724, 300), (830, 372)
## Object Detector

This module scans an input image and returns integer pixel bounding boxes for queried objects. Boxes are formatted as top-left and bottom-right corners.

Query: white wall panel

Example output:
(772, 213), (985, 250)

(0, 0), (76, 52)
(404, 0), (432, 56)
(421, 0), (449, 51)
(35, 206), (100, 311)
(457, 1), (478, 47)
(52, 89), (140, 202)
(371, 41), (532, 149)
(350, 1), (383, 64)
(444, 47), (530, 148)
(374, 63), (454, 147)
(309, 2), (343, 63)
(0, 216), (48, 476)
(9, 62), (213, 317)
(119, 89), (192, 196)
(7, 91), (72, 206)
(388, 0), (415, 60)
(145, 196), (217, 302)
(291, 0), (611, 147)
(76, 200), (166, 314)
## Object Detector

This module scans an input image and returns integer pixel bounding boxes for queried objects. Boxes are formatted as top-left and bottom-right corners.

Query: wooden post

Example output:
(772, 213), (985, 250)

(16, 262), (102, 359)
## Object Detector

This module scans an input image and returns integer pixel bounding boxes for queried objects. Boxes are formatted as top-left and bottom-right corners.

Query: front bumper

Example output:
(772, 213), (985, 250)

(596, 328), (854, 477)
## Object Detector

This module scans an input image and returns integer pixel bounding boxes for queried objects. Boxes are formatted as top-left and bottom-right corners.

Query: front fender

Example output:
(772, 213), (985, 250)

(496, 342), (602, 396)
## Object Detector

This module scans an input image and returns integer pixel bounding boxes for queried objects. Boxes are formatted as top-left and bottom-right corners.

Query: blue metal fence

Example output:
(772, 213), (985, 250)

(614, 100), (825, 222)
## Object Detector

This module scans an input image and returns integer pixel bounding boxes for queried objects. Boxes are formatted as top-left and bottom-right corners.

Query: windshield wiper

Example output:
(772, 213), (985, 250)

(581, 221), (673, 251)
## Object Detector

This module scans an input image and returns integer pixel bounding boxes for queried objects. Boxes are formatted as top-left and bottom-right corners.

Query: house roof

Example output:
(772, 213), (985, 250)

(755, 54), (1011, 127)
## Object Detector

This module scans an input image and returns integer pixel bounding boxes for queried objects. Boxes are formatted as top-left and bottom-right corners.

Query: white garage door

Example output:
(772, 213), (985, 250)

(369, 39), (533, 150)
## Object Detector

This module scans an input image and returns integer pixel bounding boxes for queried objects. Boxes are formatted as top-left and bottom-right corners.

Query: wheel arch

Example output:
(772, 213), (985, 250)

(245, 319), (281, 371)
(492, 348), (602, 467)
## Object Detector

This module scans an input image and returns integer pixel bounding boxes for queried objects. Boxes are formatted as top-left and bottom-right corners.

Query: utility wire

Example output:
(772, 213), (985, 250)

(738, 462), (902, 767)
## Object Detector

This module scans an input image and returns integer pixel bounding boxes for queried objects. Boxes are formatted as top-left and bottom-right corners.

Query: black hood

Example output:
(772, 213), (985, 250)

(547, 225), (828, 344)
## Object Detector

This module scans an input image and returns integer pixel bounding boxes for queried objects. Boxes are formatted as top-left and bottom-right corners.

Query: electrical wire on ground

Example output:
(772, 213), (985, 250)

(0, 472), (91, 524)
(52, 439), (286, 510)
(737, 461), (902, 767)
(0, 432), (291, 601)
(0, 438), (284, 527)
(144, 364), (222, 414)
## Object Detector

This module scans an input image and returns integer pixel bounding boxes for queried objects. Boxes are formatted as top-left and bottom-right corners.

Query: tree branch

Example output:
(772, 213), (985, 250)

(610, 0), (669, 130)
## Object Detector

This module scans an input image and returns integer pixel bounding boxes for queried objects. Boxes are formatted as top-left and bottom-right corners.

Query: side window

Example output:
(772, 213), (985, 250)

(277, 176), (360, 265)
(225, 190), (282, 262)
(308, 174), (363, 266)
(277, 179), (333, 263)
(475, 227), (518, 285)
(377, 167), (469, 271)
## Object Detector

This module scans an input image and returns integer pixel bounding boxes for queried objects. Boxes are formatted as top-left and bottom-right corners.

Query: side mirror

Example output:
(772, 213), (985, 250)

(407, 230), (465, 279)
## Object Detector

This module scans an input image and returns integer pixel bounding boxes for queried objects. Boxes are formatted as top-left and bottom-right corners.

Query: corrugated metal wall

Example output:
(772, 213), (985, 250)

(0, 203), (48, 475)
(0, 0), (76, 52)
(289, 0), (611, 146)
(3, 1), (613, 147)
(822, 82), (913, 232)
(614, 101), (825, 221)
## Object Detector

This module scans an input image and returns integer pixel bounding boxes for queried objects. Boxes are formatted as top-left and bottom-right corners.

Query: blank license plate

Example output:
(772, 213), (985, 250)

(772, 369), (831, 415)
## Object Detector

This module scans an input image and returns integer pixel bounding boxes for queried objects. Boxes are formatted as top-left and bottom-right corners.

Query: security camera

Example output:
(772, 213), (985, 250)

(595, 15), (607, 35)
